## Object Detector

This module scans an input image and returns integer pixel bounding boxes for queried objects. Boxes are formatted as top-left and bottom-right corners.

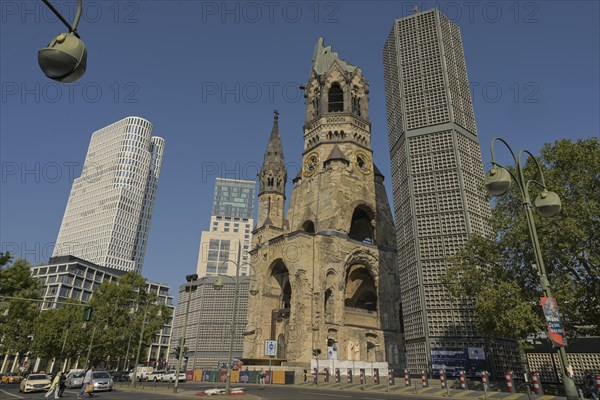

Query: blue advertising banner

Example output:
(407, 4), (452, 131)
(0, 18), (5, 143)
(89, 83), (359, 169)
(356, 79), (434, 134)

(431, 348), (487, 377)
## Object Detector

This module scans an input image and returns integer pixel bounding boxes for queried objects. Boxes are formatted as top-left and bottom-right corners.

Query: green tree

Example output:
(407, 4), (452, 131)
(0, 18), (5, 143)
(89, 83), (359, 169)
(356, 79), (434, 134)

(443, 138), (600, 344)
(30, 301), (91, 366)
(87, 272), (171, 368)
(0, 254), (43, 356)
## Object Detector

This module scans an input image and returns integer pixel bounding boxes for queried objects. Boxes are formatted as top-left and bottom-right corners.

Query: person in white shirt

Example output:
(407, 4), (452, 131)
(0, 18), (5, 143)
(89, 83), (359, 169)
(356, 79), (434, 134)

(77, 366), (94, 398)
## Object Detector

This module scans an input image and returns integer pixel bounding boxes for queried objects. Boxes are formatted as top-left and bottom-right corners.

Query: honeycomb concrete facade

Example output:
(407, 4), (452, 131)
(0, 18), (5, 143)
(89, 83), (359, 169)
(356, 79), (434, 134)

(383, 9), (519, 375)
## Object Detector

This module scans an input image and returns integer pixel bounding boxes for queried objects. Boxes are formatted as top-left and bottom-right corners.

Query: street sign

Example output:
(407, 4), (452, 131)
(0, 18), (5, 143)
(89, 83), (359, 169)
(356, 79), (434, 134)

(264, 340), (277, 356)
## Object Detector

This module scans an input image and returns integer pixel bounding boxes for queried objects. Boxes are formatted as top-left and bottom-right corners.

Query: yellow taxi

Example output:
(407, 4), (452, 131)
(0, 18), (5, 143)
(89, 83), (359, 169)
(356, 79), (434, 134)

(1, 372), (24, 384)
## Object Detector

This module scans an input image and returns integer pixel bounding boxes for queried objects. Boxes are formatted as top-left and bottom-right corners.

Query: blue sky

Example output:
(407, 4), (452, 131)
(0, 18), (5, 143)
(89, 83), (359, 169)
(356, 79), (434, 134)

(1, 1), (599, 301)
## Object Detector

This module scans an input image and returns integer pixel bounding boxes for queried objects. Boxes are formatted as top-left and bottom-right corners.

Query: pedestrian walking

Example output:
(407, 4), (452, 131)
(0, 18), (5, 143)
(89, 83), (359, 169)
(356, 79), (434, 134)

(45, 372), (61, 400)
(77, 366), (95, 398)
(585, 372), (598, 400)
(259, 369), (266, 389)
(57, 371), (66, 398)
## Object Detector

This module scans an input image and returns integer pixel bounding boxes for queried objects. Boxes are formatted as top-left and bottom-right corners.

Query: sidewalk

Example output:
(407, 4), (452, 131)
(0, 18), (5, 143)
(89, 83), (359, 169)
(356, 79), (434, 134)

(296, 380), (567, 399)
(114, 382), (262, 399)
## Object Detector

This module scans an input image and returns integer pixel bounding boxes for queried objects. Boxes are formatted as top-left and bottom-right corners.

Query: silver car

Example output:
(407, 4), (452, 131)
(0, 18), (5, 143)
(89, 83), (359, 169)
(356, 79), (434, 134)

(92, 371), (113, 392)
(65, 371), (85, 388)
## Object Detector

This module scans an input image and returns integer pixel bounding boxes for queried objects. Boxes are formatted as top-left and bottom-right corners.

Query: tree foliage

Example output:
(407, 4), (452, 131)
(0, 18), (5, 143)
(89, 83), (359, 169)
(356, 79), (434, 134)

(1, 256), (171, 370)
(444, 138), (600, 343)
(87, 271), (171, 368)
(30, 301), (91, 364)
(0, 254), (43, 355)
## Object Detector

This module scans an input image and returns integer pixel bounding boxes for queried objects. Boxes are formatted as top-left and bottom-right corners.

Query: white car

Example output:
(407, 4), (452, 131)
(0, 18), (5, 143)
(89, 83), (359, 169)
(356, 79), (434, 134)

(19, 374), (51, 393)
(147, 370), (165, 382)
(161, 370), (186, 382)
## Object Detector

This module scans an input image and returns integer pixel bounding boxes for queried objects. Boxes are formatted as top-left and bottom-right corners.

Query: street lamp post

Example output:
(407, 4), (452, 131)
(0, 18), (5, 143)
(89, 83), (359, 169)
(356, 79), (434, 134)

(132, 309), (148, 387)
(132, 301), (162, 387)
(213, 260), (259, 395)
(173, 274), (198, 393)
(484, 137), (578, 400)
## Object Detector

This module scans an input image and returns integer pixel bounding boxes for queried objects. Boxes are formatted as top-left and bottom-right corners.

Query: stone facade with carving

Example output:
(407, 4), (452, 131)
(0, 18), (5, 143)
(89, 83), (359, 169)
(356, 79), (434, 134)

(243, 38), (404, 370)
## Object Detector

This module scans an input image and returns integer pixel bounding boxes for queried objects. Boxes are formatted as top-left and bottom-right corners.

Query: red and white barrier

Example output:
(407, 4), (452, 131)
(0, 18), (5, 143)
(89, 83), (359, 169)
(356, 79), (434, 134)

(596, 375), (600, 392)
(335, 368), (340, 383)
(440, 370), (446, 388)
(460, 370), (466, 389)
(374, 368), (379, 384)
(421, 370), (428, 387)
(313, 368), (317, 384)
(481, 371), (488, 391)
(532, 372), (543, 395)
(347, 369), (352, 384)
(505, 371), (514, 393)
(360, 368), (365, 385)
(388, 369), (394, 386)
(404, 369), (410, 386)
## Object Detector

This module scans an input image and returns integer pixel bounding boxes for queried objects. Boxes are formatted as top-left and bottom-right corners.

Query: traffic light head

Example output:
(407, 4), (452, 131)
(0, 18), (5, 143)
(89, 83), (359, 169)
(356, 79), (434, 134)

(82, 306), (93, 321)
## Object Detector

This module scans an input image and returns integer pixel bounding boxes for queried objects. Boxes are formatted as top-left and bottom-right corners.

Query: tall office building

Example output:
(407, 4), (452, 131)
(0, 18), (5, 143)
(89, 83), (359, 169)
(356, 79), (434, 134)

(53, 116), (164, 273)
(383, 9), (518, 374)
(196, 178), (256, 277)
(167, 276), (251, 370)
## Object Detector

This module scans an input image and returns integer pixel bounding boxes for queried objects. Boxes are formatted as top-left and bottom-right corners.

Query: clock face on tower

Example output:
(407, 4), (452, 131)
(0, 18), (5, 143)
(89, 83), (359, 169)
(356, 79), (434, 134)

(354, 150), (373, 175)
(303, 152), (319, 177)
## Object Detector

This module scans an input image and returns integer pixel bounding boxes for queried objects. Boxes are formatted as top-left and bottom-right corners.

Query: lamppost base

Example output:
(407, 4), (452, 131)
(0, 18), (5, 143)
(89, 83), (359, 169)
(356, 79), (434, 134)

(563, 376), (580, 400)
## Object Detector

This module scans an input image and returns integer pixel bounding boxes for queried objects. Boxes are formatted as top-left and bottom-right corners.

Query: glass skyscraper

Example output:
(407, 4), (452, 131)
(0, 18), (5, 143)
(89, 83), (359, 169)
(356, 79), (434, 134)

(212, 178), (255, 219)
(383, 9), (519, 375)
(196, 178), (256, 277)
(52, 116), (165, 273)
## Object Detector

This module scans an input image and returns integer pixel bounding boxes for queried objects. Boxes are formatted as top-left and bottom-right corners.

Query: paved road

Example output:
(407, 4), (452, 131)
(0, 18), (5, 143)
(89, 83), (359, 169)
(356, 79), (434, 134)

(2, 381), (567, 399)
(0, 384), (174, 400)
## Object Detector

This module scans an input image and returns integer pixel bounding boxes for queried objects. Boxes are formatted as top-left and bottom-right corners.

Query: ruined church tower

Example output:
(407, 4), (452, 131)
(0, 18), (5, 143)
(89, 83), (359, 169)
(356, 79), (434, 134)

(244, 38), (403, 371)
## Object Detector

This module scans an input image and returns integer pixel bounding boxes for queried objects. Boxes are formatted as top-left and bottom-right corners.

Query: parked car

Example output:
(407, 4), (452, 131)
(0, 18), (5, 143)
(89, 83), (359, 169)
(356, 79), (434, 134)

(65, 370), (85, 388)
(147, 370), (165, 382)
(111, 371), (130, 382)
(128, 367), (153, 382)
(92, 371), (113, 392)
(1, 372), (23, 384)
(19, 374), (51, 393)
(161, 370), (186, 383)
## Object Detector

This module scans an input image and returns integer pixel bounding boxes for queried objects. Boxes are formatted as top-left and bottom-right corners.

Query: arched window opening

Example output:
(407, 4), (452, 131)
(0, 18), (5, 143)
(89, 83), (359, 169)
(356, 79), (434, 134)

(367, 341), (377, 362)
(324, 288), (334, 322)
(271, 261), (291, 309)
(328, 83), (344, 112)
(349, 208), (374, 244)
(277, 333), (286, 359)
(344, 267), (377, 312)
(301, 220), (315, 233)
(282, 282), (291, 309)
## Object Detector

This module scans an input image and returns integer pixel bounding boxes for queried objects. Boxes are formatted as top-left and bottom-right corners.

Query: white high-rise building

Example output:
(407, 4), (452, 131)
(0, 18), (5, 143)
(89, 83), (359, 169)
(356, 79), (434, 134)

(53, 116), (165, 273)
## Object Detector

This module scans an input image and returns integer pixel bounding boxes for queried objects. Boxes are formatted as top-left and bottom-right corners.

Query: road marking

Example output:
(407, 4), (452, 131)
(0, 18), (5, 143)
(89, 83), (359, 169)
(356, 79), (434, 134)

(307, 393), (352, 398)
(0, 389), (25, 399)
